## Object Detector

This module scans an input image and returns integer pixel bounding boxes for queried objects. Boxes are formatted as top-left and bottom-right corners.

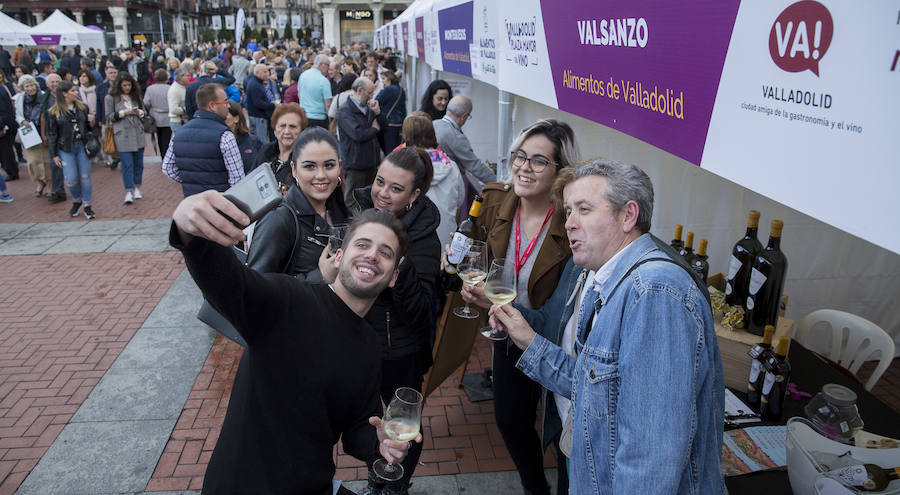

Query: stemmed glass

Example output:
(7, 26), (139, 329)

(452, 240), (488, 319)
(480, 258), (517, 341)
(373, 387), (423, 482)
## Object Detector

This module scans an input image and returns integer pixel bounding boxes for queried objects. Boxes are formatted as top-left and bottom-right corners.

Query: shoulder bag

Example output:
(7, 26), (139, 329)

(196, 206), (301, 347)
(103, 125), (116, 155)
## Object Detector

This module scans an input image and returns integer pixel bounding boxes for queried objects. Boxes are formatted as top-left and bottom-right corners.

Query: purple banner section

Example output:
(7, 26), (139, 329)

(32, 34), (61, 46)
(540, 0), (740, 165)
(416, 17), (425, 59)
(438, 1), (473, 77)
(393, 24), (399, 49)
(402, 21), (410, 53)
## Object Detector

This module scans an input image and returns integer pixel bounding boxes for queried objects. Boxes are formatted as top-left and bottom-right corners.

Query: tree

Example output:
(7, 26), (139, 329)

(201, 27), (216, 42)
(283, 16), (293, 40)
(243, 25), (253, 45)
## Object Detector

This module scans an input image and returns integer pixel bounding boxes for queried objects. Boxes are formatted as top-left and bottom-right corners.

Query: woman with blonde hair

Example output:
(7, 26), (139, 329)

(47, 81), (97, 218)
(13, 75), (52, 196)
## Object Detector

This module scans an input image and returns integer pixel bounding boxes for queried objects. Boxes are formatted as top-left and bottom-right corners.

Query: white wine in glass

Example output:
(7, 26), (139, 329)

(373, 387), (423, 482)
(481, 259), (515, 341)
(453, 240), (488, 319)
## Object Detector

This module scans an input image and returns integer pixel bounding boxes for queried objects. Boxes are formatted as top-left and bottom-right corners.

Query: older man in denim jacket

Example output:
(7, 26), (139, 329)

(491, 159), (726, 494)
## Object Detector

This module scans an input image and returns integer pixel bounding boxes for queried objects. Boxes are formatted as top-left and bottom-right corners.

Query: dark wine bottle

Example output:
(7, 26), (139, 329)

(726, 210), (763, 307)
(826, 464), (900, 492)
(691, 239), (709, 283)
(760, 336), (790, 420)
(746, 220), (788, 336)
(670, 224), (684, 252)
(442, 195), (485, 291)
(679, 231), (695, 266)
(747, 324), (775, 410)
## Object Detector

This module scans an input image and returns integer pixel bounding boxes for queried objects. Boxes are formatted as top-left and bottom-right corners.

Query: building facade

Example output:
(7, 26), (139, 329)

(316, 0), (410, 49)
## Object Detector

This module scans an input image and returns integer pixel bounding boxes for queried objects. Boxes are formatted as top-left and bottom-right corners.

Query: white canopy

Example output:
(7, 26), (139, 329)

(0, 11), (35, 46)
(27, 10), (105, 53)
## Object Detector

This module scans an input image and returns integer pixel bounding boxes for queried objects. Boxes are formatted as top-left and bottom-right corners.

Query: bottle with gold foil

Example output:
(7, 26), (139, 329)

(691, 239), (709, 283)
(679, 231), (696, 266)
(746, 220), (788, 336)
(726, 210), (763, 307)
(670, 224), (684, 252)
(760, 336), (791, 420)
(747, 325), (775, 409)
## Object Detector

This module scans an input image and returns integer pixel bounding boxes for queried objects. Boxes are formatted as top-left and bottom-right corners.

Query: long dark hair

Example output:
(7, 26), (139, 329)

(419, 79), (452, 120)
(108, 73), (143, 107)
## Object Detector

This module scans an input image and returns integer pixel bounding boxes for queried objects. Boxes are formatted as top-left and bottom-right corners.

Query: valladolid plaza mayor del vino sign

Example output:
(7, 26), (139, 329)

(378, 0), (899, 255)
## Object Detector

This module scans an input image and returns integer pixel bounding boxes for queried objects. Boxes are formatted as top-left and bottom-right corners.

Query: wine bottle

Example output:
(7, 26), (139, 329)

(670, 224), (684, 252)
(679, 231), (695, 266)
(746, 220), (788, 336)
(442, 195), (485, 291)
(726, 210), (763, 307)
(746, 324), (775, 410)
(691, 239), (709, 283)
(826, 464), (900, 492)
(760, 336), (790, 420)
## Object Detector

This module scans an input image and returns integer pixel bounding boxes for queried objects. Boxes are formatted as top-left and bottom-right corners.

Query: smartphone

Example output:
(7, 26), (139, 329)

(222, 165), (282, 224)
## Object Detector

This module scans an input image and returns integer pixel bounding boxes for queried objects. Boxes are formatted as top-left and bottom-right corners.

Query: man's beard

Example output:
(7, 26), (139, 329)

(337, 260), (391, 300)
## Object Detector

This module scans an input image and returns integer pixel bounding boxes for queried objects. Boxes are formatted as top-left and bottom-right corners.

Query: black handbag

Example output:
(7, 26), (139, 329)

(142, 114), (157, 134)
(84, 134), (101, 158)
(196, 207), (300, 347)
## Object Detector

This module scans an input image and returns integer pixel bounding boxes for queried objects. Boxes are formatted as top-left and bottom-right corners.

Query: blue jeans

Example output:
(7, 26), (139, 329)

(58, 141), (92, 203)
(249, 116), (269, 144)
(118, 150), (144, 191)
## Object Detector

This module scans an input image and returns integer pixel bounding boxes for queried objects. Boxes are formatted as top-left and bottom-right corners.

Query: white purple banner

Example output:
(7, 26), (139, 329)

(438, 2), (473, 77)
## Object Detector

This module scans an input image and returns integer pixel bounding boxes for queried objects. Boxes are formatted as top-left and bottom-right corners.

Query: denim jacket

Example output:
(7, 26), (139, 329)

(517, 234), (726, 494)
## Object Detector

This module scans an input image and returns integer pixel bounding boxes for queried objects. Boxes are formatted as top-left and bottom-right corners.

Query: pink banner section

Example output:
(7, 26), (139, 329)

(540, 0), (740, 165)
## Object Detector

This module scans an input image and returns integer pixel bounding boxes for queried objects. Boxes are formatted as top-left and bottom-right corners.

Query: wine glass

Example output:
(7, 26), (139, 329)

(328, 223), (349, 257)
(452, 240), (488, 319)
(480, 258), (517, 341)
(373, 387), (423, 482)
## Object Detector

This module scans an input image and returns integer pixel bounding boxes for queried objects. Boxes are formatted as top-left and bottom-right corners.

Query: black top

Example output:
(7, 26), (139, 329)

(171, 226), (382, 494)
(352, 186), (442, 362)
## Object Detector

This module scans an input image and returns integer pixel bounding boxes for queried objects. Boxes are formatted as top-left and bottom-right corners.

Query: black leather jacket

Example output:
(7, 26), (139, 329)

(247, 184), (350, 280)
(352, 186), (442, 363)
(47, 104), (92, 159)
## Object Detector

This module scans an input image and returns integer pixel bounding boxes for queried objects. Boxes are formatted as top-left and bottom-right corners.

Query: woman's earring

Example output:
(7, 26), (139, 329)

(405, 202), (412, 211)
(337, 176), (342, 186)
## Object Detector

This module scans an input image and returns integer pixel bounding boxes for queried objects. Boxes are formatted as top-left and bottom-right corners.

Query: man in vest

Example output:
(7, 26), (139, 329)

(162, 83), (244, 197)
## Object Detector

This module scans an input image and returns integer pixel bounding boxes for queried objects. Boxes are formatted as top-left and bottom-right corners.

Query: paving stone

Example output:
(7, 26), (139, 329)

(107, 234), (176, 253)
(15, 420), (175, 495)
(17, 222), (87, 238)
(0, 236), (63, 255)
(128, 218), (176, 236)
(71, 367), (201, 422)
(142, 270), (205, 328)
(77, 219), (140, 236)
(0, 222), (35, 240)
(111, 325), (216, 371)
(43, 235), (121, 254)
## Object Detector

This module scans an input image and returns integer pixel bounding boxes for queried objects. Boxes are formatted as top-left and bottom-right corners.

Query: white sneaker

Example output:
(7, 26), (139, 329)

(133, 188), (143, 200)
(124, 191), (134, 204)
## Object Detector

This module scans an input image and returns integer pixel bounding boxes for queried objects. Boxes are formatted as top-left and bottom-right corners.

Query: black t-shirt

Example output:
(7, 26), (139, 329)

(173, 226), (383, 494)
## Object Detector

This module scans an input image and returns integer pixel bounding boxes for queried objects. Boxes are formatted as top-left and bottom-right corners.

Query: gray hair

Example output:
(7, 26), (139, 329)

(173, 68), (188, 82)
(558, 159), (654, 233)
(351, 76), (369, 92)
(17, 74), (38, 91)
(446, 95), (472, 117)
(508, 119), (580, 170)
(313, 54), (330, 67)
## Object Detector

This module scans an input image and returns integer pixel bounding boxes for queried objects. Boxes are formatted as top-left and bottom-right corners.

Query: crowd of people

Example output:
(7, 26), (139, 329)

(1, 35), (726, 495)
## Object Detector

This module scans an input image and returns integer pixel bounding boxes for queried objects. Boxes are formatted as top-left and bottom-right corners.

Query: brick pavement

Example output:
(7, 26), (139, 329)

(0, 251), (184, 495)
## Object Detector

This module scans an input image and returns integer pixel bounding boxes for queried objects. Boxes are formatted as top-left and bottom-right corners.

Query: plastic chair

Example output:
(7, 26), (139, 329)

(793, 309), (895, 391)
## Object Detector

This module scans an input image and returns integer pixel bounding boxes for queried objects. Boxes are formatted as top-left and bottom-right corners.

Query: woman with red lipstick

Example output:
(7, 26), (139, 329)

(349, 147), (441, 495)
(460, 119), (579, 495)
(247, 127), (350, 279)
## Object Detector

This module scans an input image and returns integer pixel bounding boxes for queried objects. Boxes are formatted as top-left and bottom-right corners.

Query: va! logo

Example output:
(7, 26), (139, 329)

(768, 1), (833, 76)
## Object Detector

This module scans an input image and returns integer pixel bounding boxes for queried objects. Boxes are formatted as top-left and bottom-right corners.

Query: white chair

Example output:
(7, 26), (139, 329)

(793, 309), (895, 391)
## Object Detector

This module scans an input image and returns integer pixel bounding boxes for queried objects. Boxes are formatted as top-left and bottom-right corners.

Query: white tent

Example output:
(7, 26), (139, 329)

(27, 10), (105, 53)
(0, 11), (35, 47)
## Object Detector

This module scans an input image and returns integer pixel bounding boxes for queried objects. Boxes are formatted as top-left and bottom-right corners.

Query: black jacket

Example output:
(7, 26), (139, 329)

(234, 132), (263, 174)
(337, 97), (386, 170)
(352, 185), (441, 363)
(247, 184), (350, 280)
(251, 142), (295, 195)
(184, 71), (237, 121)
(46, 104), (92, 159)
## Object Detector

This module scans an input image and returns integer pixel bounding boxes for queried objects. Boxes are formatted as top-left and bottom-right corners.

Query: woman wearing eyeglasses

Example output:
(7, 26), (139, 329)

(459, 119), (579, 495)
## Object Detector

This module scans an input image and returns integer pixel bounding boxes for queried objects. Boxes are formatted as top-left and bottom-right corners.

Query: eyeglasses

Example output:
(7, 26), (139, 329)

(511, 150), (554, 172)
(465, 113), (473, 121)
